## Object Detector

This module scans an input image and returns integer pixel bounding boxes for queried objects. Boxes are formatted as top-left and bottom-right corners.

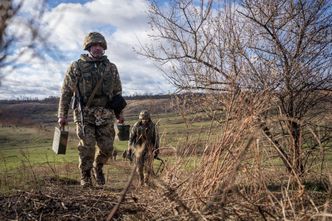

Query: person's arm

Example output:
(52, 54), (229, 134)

(127, 123), (138, 161)
(110, 63), (125, 123)
(128, 123), (137, 148)
(111, 63), (122, 97)
(57, 63), (77, 127)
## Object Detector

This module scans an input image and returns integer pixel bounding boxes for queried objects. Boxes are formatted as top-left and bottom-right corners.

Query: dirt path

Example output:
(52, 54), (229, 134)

(0, 161), (150, 221)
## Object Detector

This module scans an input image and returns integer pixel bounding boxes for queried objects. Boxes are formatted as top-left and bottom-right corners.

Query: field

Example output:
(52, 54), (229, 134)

(0, 98), (221, 220)
(0, 98), (331, 220)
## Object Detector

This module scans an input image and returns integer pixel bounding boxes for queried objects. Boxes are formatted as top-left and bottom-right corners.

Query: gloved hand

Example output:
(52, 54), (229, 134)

(58, 117), (67, 128)
(116, 114), (124, 124)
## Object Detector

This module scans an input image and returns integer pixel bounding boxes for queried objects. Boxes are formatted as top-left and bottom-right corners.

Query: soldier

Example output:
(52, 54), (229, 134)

(57, 32), (126, 187)
(128, 110), (159, 186)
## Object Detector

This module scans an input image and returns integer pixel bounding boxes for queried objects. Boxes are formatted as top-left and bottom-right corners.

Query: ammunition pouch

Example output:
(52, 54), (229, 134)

(108, 94), (127, 116)
(89, 96), (108, 107)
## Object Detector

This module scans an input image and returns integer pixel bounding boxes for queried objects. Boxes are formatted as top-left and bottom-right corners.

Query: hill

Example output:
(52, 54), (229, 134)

(0, 96), (175, 126)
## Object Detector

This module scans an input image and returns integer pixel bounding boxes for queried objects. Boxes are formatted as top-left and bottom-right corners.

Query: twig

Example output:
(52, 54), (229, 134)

(106, 163), (137, 221)
(155, 178), (199, 221)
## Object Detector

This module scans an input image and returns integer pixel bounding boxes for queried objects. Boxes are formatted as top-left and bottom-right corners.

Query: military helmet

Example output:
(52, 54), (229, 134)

(139, 110), (150, 120)
(83, 32), (107, 50)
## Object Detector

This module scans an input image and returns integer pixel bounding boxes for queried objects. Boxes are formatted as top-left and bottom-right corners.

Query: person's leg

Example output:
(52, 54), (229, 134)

(135, 144), (146, 186)
(77, 123), (96, 187)
(94, 123), (115, 185)
(144, 146), (154, 184)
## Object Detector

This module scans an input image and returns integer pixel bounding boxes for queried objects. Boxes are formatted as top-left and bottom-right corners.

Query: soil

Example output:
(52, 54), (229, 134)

(0, 171), (151, 221)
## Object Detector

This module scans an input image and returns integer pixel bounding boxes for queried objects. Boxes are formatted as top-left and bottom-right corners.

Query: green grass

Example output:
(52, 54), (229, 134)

(1, 111), (331, 193)
(0, 126), (77, 170)
(0, 112), (210, 193)
(0, 135), (129, 172)
(0, 124), (135, 192)
(2, 117), (329, 172)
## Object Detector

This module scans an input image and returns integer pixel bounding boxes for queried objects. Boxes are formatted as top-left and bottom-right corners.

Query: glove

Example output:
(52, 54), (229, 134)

(116, 115), (124, 124)
(58, 117), (67, 128)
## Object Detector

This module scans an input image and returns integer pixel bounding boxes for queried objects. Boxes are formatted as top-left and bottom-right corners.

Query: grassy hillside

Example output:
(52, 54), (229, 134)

(0, 97), (216, 184)
(0, 97), (175, 126)
(0, 98), (218, 166)
(0, 98), (331, 220)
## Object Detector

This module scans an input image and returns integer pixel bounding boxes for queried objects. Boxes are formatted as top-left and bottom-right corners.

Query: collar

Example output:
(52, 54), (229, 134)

(80, 54), (108, 62)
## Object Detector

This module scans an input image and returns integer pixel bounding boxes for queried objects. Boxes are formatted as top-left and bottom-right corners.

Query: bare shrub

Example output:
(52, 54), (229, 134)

(139, 0), (332, 219)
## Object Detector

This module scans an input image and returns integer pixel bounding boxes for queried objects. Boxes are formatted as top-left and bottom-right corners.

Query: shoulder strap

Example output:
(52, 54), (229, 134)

(85, 62), (107, 108)
(85, 76), (104, 108)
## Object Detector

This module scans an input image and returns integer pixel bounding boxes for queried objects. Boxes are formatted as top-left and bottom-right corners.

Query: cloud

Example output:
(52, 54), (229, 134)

(0, 0), (175, 99)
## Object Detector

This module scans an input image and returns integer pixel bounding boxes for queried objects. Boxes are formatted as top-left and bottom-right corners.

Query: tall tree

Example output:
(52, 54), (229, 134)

(239, 0), (332, 174)
(143, 0), (332, 176)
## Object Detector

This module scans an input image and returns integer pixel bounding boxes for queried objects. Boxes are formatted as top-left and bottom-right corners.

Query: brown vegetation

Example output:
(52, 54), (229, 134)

(1, 0), (332, 220)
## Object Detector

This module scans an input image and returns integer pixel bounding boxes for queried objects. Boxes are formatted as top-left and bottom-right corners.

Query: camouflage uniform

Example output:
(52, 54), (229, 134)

(128, 111), (159, 185)
(58, 32), (122, 187)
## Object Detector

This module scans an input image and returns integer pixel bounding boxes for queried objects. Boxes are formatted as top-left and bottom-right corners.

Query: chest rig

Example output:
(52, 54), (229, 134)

(135, 122), (155, 146)
(74, 58), (114, 107)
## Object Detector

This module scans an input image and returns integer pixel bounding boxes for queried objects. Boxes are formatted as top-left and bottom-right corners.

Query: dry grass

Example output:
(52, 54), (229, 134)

(0, 177), (120, 220)
(1, 95), (331, 220)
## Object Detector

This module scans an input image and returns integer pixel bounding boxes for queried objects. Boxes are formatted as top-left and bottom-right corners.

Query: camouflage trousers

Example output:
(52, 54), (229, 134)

(134, 143), (154, 185)
(76, 122), (115, 172)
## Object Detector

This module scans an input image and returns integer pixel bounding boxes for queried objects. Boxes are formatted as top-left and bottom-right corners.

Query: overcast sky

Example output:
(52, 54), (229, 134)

(0, 0), (174, 100)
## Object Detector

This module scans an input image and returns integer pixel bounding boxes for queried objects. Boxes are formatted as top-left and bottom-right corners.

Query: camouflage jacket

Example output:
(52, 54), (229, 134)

(58, 54), (122, 125)
(128, 120), (159, 150)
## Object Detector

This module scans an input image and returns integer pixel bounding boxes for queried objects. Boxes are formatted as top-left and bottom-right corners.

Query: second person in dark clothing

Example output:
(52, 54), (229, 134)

(128, 110), (159, 186)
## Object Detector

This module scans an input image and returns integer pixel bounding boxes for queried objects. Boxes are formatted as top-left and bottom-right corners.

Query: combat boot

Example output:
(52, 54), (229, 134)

(80, 170), (92, 188)
(93, 165), (105, 186)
